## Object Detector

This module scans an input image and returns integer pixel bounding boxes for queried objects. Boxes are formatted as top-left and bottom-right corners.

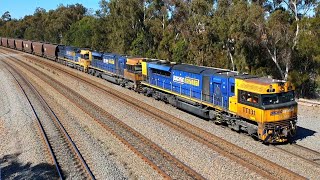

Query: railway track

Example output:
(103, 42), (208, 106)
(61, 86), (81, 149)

(2, 51), (204, 179)
(275, 144), (320, 168)
(1, 47), (307, 179)
(1, 60), (95, 179)
(298, 98), (320, 107)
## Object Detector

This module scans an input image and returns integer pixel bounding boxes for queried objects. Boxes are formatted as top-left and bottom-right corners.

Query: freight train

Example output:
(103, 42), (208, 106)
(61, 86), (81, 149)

(0, 37), (298, 143)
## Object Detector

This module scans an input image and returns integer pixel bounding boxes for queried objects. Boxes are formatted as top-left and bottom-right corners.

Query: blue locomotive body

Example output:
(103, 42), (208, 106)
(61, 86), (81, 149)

(88, 53), (128, 84)
(0, 35), (297, 143)
(143, 62), (237, 118)
(58, 46), (80, 62)
(90, 53), (126, 76)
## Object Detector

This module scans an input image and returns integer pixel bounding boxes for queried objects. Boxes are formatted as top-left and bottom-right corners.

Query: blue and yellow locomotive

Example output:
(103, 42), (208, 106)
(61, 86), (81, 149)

(140, 60), (297, 143)
(0, 36), (298, 143)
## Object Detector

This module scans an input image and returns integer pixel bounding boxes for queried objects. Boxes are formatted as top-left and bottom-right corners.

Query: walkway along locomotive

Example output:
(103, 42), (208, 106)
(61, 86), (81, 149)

(0, 37), (298, 143)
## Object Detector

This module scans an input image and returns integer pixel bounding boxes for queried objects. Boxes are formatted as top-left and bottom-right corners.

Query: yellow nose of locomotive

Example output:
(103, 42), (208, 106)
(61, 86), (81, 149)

(261, 105), (298, 143)
(259, 82), (297, 143)
(235, 77), (298, 143)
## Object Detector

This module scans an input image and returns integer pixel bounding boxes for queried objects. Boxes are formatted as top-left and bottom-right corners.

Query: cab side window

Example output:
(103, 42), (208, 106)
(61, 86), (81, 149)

(127, 65), (134, 72)
(238, 90), (260, 107)
(81, 54), (89, 60)
(152, 69), (171, 77)
(252, 95), (259, 104)
(93, 55), (102, 61)
(240, 91), (247, 102)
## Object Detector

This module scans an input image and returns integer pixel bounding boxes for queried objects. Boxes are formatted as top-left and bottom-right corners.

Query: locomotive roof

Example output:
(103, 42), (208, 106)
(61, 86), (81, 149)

(172, 64), (238, 75)
(245, 77), (285, 85)
(216, 71), (241, 77)
(148, 61), (172, 72)
(92, 51), (103, 56)
(234, 74), (258, 79)
(173, 64), (211, 74)
(103, 53), (118, 57)
(172, 64), (266, 81)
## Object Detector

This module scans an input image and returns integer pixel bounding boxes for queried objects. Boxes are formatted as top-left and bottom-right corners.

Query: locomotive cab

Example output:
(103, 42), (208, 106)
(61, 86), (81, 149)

(232, 77), (298, 143)
(124, 58), (144, 90)
(259, 90), (297, 142)
(79, 49), (92, 72)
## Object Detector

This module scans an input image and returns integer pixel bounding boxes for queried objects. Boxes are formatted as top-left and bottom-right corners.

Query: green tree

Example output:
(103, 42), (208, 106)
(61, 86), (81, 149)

(0, 0), (319, 97)
(23, 8), (47, 41)
(290, 15), (320, 97)
(63, 16), (96, 48)
(260, 9), (295, 80)
(143, 0), (171, 59)
(1, 11), (11, 21)
(101, 0), (145, 54)
(261, 0), (318, 80)
(45, 4), (87, 43)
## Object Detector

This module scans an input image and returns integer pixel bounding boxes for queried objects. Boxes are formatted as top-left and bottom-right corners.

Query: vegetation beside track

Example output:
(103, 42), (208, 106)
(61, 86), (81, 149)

(0, 1), (319, 97)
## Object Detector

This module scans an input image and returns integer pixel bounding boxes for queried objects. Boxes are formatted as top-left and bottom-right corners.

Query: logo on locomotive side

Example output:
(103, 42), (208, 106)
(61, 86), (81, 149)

(109, 59), (115, 64)
(271, 110), (282, 116)
(185, 77), (200, 86)
(173, 76), (184, 84)
(270, 107), (294, 116)
(103, 58), (115, 64)
(173, 76), (200, 86)
(66, 51), (73, 56)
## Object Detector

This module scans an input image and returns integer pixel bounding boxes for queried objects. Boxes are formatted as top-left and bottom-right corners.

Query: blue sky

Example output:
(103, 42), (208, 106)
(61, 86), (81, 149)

(0, 0), (101, 19)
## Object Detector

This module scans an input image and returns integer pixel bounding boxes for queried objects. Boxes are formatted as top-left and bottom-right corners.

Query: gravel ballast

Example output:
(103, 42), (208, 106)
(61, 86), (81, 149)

(23, 56), (320, 179)
(0, 60), (56, 179)
(2, 50), (320, 179)
(295, 105), (320, 152)
(8, 58), (161, 179)
(20, 54), (267, 179)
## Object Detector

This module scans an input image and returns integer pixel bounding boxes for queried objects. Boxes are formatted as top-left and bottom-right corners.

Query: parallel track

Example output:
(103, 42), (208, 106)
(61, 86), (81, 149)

(298, 99), (320, 107)
(2, 50), (204, 180)
(1, 59), (95, 179)
(1, 47), (307, 179)
(0, 62), (63, 180)
(275, 144), (320, 168)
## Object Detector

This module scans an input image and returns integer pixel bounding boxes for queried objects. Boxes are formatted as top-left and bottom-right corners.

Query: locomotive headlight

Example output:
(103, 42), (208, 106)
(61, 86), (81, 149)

(282, 128), (288, 136)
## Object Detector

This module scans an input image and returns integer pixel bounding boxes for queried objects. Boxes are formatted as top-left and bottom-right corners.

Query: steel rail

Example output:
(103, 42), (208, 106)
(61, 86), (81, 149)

(2, 62), (63, 180)
(4, 50), (204, 180)
(274, 144), (320, 168)
(2, 58), (95, 180)
(0, 47), (307, 179)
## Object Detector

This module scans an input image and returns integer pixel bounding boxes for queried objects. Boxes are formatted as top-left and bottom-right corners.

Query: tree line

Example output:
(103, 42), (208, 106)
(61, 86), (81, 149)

(0, 0), (319, 98)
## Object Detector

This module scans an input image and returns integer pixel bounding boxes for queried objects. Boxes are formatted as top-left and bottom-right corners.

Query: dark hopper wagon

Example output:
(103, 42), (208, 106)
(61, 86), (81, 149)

(1, 38), (8, 47)
(8, 39), (15, 49)
(15, 39), (24, 51)
(32, 42), (44, 56)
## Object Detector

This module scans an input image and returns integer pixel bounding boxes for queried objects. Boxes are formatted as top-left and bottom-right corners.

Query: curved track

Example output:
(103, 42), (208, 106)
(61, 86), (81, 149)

(1, 59), (95, 179)
(0, 47), (307, 179)
(298, 99), (320, 107)
(275, 144), (320, 168)
(2, 50), (204, 180)
(1, 62), (63, 179)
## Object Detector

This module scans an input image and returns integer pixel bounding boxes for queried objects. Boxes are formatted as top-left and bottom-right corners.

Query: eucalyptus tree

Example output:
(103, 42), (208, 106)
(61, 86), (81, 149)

(260, 0), (318, 80)
(1, 11), (11, 22)
(290, 7), (320, 96)
(47, 4), (87, 43)
(100, 0), (145, 54)
(63, 16), (96, 48)
(23, 8), (47, 41)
